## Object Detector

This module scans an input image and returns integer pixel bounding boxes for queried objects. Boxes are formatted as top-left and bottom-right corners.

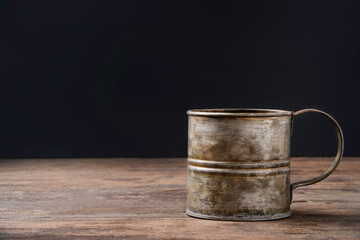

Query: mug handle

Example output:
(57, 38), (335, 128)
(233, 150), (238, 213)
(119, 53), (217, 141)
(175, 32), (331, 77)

(290, 108), (344, 202)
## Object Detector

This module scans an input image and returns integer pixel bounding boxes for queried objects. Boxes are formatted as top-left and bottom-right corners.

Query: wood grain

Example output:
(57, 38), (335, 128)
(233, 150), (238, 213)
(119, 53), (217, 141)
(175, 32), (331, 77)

(0, 157), (359, 239)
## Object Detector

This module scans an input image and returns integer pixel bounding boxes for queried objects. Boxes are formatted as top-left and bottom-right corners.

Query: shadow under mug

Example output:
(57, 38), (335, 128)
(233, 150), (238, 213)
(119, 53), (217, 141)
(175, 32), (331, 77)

(186, 108), (344, 221)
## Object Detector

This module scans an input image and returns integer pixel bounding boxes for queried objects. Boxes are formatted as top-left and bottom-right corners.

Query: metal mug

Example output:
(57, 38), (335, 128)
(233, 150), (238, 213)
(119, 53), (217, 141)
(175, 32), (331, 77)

(186, 108), (344, 221)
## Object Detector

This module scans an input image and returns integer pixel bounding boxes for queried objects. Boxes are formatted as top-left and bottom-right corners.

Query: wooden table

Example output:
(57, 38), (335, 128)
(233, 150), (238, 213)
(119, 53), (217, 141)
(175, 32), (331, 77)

(0, 157), (358, 239)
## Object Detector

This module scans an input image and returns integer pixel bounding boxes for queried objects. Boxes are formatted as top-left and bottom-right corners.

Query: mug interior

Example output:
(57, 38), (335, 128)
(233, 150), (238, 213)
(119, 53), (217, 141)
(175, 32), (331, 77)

(187, 108), (293, 117)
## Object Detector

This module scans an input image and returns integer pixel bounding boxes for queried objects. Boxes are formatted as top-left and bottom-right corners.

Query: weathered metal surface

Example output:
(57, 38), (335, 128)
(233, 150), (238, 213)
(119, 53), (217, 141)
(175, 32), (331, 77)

(186, 108), (344, 221)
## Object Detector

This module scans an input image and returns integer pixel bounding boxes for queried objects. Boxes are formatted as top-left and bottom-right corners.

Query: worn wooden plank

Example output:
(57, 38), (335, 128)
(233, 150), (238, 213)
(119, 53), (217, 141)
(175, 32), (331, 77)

(0, 157), (358, 239)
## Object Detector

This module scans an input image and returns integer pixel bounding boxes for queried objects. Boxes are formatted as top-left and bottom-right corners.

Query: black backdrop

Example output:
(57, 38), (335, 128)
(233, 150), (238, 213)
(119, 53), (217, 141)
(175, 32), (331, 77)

(0, 1), (359, 158)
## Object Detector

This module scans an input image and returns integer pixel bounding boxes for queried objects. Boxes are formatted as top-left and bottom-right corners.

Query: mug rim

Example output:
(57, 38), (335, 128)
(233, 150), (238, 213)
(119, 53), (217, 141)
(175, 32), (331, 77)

(187, 108), (293, 117)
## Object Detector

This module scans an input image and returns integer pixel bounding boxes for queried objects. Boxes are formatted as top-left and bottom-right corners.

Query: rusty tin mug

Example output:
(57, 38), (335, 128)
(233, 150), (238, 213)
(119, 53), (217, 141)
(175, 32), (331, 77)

(186, 108), (344, 221)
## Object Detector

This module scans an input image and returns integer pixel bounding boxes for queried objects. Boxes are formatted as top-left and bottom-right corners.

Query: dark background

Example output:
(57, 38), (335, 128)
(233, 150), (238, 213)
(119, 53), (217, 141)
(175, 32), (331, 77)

(0, 1), (359, 158)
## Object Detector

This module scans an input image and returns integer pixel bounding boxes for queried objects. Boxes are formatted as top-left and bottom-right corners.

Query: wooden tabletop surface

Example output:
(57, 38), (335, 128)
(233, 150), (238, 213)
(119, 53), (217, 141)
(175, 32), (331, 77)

(0, 157), (358, 239)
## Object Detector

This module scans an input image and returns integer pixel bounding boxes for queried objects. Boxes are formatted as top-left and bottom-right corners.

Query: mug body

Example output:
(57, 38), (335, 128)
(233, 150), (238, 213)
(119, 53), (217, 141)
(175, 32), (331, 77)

(186, 109), (293, 220)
